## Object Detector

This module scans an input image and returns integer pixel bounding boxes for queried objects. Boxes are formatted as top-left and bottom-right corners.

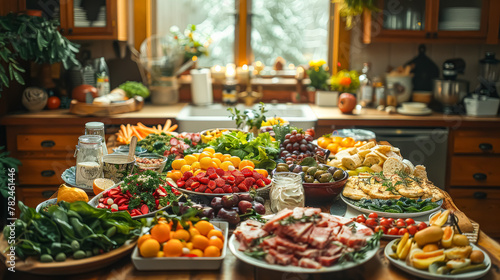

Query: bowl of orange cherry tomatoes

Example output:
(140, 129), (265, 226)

(316, 129), (376, 155)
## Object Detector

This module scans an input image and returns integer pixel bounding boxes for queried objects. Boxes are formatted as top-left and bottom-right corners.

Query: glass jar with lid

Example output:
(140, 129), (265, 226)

(269, 172), (305, 213)
(75, 135), (103, 188)
(85, 122), (107, 155)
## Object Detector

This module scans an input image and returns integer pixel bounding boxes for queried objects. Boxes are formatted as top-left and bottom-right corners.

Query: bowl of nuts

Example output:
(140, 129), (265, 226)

(134, 153), (168, 173)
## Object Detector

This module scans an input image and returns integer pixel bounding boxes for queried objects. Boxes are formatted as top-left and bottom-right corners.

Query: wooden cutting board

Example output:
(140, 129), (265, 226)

(0, 233), (136, 275)
(69, 96), (144, 116)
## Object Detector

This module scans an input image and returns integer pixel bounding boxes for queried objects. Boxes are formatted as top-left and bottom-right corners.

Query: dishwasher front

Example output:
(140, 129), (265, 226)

(361, 127), (449, 188)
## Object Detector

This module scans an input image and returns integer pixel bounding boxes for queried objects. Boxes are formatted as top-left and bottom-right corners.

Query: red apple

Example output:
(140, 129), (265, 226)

(72, 85), (98, 103)
(338, 93), (357, 114)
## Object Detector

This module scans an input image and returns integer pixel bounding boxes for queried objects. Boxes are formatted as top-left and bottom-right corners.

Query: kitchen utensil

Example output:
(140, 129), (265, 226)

(442, 58), (465, 80)
(404, 45), (439, 91)
(476, 52), (500, 98)
(128, 136), (137, 162)
(433, 79), (469, 114)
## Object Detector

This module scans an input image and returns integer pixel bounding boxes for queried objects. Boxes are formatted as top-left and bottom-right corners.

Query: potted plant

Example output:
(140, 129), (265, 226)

(0, 13), (79, 93)
(306, 59), (329, 104)
(334, 0), (380, 29)
(330, 69), (360, 113)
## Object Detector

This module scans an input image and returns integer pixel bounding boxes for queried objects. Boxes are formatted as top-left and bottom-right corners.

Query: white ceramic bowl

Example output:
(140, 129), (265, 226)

(401, 102), (427, 112)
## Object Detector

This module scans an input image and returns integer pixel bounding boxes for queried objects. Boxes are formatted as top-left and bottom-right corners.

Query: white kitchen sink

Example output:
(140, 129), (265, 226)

(176, 103), (317, 132)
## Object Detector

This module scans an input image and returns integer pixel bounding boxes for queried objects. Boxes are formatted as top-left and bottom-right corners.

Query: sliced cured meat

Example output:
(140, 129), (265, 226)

(261, 236), (278, 249)
(268, 248), (294, 266)
(304, 207), (322, 217)
(282, 222), (313, 242)
(322, 243), (343, 257)
(298, 258), (322, 269)
(234, 220), (268, 245)
(275, 236), (308, 252)
(318, 253), (342, 266)
(308, 226), (333, 249)
(346, 234), (368, 250)
(265, 253), (276, 264)
(263, 208), (293, 232)
(276, 245), (293, 254)
(357, 227), (374, 236)
(295, 249), (321, 259)
(297, 226), (314, 243)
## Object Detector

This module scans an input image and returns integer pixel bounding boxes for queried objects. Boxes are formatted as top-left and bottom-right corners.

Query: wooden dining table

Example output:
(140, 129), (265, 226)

(1, 199), (499, 280)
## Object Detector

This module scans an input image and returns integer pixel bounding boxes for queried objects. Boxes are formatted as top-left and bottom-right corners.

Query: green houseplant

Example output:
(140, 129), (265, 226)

(0, 13), (80, 92)
(335, 0), (380, 29)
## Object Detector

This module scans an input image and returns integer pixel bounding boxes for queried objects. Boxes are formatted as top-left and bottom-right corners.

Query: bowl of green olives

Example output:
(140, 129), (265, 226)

(273, 163), (349, 201)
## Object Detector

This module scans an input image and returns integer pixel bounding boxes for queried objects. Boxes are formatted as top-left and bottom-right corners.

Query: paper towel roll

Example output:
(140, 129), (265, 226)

(190, 68), (213, 105)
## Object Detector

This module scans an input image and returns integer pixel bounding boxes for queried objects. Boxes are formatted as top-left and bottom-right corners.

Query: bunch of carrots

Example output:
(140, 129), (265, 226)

(116, 119), (178, 144)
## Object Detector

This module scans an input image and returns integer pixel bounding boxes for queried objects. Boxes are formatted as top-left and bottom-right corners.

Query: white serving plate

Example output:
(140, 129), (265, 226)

(131, 221), (228, 270)
(397, 107), (433, 116)
(88, 182), (179, 219)
(385, 239), (491, 280)
(229, 221), (379, 273)
(341, 194), (443, 219)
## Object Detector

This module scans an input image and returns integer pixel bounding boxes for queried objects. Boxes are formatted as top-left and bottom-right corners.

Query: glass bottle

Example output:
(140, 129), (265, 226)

(270, 172), (305, 213)
(358, 62), (373, 107)
(386, 83), (398, 107)
(75, 135), (103, 188)
(85, 122), (107, 155)
(95, 57), (110, 96)
(373, 77), (386, 107)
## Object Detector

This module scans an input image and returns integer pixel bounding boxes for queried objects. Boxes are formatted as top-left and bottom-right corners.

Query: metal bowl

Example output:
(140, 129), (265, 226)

(433, 79), (469, 106)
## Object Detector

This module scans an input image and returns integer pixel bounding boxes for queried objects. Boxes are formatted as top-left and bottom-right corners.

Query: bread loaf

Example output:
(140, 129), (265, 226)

(383, 156), (405, 175)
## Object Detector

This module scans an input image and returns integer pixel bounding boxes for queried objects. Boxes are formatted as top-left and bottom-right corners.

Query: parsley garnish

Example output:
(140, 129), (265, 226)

(338, 230), (382, 264)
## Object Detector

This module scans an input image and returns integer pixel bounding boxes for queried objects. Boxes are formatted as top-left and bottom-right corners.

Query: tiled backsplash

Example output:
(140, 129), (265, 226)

(350, 28), (500, 90)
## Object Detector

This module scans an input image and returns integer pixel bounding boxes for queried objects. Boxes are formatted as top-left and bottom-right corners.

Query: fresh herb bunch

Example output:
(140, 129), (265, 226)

(121, 170), (178, 212)
(338, 230), (382, 263)
(349, 197), (440, 213)
(228, 102), (268, 130)
(2, 201), (141, 260)
(0, 146), (21, 198)
(0, 13), (80, 91)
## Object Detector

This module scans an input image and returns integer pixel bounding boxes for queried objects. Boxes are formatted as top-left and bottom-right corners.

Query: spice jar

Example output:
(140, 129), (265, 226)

(269, 172), (305, 213)
(386, 83), (398, 107)
(75, 135), (103, 188)
(85, 122), (107, 155)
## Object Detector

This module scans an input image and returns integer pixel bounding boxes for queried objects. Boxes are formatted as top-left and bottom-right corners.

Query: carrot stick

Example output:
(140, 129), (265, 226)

(120, 125), (127, 138)
(158, 125), (162, 132)
(163, 119), (171, 132)
(131, 126), (144, 141)
(167, 124), (178, 132)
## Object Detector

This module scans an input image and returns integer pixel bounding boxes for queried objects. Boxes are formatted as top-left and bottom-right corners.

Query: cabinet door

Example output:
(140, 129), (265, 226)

(25, 0), (68, 28)
(372, 0), (430, 39)
(65, 0), (116, 38)
(433, 0), (489, 39)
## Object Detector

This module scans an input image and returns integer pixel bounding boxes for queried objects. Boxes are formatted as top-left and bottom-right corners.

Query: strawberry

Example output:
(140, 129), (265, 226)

(206, 167), (217, 176)
(191, 181), (200, 189)
(186, 187), (192, 191)
(252, 171), (263, 180)
(223, 186), (233, 193)
(226, 175), (236, 184)
(208, 181), (216, 190)
(237, 183), (248, 192)
(232, 186), (240, 193)
(256, 179), (266, 188)
(185, 178), (194, 188)
(263, 177), (271, 185)
(197, 184), (207, 192)
(176, 180), (185, 188)
(208, 173), (219, 180)
(205, 189), (213, 194)
(216, 168), (225, 177)
(193, 187), (200, 192)
(224, 171), (232, 177)
(241, 168), (253, 177)
(195, 171), (206, 179)
(243, 177), (256, 187)
(213, 188), (225, 193)
(191, 176), (199, 182)
(235, 176), (245, 185)
(182, 171), (193, 181)
(199, 177), (210, 184)
(231, 170), (243, 177)
(215, 178), (225, 187)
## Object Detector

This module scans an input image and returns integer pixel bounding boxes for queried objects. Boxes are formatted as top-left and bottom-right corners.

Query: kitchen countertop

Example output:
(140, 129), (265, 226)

(1, 103), (500, 128)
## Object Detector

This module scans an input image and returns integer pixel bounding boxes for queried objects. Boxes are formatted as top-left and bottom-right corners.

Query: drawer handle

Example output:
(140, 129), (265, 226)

(42, 191), (56, 198)
(479, 143), (493, 151)
(473, 173), (487, 181)
(473, 192), (487, 199)
(41, 140), (55, 148)
(41, 170), (55, 177)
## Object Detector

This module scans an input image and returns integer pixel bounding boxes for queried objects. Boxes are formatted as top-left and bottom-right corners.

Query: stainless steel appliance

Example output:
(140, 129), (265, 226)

(433, 58), (468, 114)
(476, 52), (500, 98)
(361, 127), (448, 188)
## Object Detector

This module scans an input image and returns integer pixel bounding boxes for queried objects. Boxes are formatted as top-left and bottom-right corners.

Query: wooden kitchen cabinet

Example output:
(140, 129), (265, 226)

(447, 128), (500, 238)
(23, 0), (127, 40)
(365, 0), (494, 44)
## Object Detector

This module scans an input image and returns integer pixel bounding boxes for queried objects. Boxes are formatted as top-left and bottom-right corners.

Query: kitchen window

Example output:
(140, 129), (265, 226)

(151, 0), (335, 69)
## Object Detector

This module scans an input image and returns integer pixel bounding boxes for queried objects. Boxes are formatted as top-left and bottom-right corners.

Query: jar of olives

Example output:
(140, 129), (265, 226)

(269, 172), (305, 213)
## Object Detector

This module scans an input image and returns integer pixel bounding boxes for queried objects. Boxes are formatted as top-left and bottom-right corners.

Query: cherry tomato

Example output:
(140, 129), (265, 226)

(405, 218), (415, 225)
(47, 96), (61, 110)
(396, 218), (405, 224)
(387, 227), (399, 235)
(396, 221), (406, 227)
(387, 218), (394, 224)
(368, 213), (378, 219)
(407, 225), (418, 235)
(356, 215), (366, 223)
(417, 222), (428, 231)
(365, 218), (378, 228)
(374, 226), (387, 234)
(398, 228), (408, 235)
(380, 219), (392, 228)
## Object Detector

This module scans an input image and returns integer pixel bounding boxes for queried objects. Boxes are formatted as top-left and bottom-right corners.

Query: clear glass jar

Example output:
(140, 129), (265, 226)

(269, 172), (305, 213)
(75, 135), (103, 188)
(85, 122), (107, 155)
